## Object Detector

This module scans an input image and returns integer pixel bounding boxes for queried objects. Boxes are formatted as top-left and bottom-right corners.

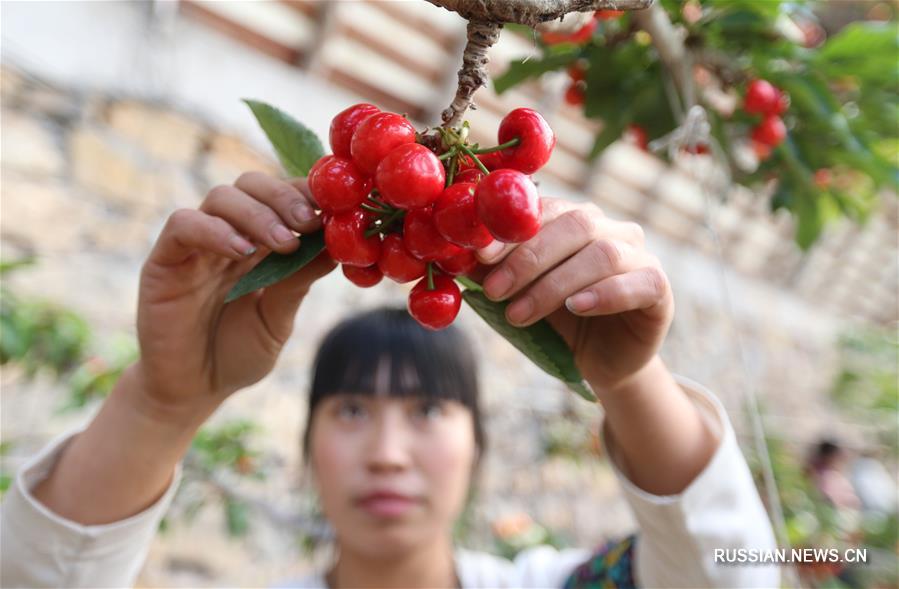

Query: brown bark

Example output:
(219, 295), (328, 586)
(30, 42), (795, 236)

(426, 0), (653, 27)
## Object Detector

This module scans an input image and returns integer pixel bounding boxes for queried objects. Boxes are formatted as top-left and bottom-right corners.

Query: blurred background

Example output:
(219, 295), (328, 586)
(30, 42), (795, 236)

(0, 1), (896, 587)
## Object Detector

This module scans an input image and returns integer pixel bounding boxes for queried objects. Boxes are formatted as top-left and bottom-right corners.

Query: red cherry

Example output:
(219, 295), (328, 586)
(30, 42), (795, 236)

(567, 63), (586, 82)
(497, 108), (556, 174)
(564, 83), (585, 106)
(744, 80), (781, 115)
(308, 157), (372, 214)
(308, 154), (335, 180)
(814, 168), (832, 189)
(682, 143), (711, 155)
(408, 273), (462, 330)
(595, 9), (625, 20)
(375, 143), (445, 210)
(772, 91), (789, 115)
(403, 207), (462, 261)
(752, 115), (786, 147)
(454, 168), (485, 184)
(324, 209), (381, 267)
(752, 140), (772, 161)
(626, 124), (649, 151)
(329, 103), (380, 159)
(476, 169), (542, 243)
(350, 112), (416, 175)
(342, 264), (383, 288)
(541, 20), (597, 45)
(433, 183), (494, 249)
(471, 151), (505, 172)
(378, 234), (426, 283)
(436, 249), (478, 276)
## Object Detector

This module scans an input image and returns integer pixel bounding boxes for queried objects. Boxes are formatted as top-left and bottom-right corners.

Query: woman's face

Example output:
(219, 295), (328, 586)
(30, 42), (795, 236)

(309, 391), (477, 558)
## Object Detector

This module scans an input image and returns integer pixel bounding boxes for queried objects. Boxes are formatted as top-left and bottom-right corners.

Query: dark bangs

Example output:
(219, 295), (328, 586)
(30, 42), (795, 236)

(303, 308), (485, 461)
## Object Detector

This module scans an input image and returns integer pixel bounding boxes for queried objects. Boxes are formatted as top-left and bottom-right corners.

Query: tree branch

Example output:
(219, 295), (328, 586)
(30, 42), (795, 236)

(426, 0), (654, 27)
(430, 0), (654, 129)
(442, 20), (503, 128)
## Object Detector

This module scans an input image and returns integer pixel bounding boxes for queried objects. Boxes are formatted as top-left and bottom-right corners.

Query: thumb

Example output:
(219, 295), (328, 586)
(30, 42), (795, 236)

(255, 252), (336, 343)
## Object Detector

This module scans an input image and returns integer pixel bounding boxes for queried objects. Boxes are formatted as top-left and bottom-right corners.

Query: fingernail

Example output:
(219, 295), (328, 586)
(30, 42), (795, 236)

(230, 235), (257, 256)
(477, 240), (504, 262)
(507, 296), (534, 325)
(291, 202), (317, 224)
(566, 291), (597, 313)
(271, 224), (296, 244)
(484, 267), (513, 300)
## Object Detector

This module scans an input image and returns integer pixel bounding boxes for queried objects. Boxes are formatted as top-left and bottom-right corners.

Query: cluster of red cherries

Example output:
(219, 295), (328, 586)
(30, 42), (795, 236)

(743, 79), (788, 160)
(308, 105), (555, 330)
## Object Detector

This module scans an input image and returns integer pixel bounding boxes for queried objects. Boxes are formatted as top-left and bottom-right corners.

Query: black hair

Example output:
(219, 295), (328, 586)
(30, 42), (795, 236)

(301, 307), (486, 467)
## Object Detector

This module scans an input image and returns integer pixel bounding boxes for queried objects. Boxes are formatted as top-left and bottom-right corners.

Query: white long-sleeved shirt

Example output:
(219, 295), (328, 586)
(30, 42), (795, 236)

(1, 376), (781, 588)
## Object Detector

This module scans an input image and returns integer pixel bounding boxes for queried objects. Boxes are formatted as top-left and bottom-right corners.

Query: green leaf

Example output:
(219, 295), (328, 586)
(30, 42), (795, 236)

(242, 99), (325, 177)
(589, 121), (626, 159)
(225, 231), (325, 303)
(461, 288), (596, 402)
(493, 47), (580, 95)
(815, 23), (899, 79)
(225, 498), (249, 537)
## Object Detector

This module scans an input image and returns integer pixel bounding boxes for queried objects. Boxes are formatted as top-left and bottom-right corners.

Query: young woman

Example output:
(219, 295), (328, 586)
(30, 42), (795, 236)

(1, 171), (779, 588)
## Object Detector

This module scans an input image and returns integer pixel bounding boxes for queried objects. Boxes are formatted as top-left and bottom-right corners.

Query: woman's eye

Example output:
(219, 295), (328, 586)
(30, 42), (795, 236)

(415, 401), (444, 419)
(337, 400), (367, 420)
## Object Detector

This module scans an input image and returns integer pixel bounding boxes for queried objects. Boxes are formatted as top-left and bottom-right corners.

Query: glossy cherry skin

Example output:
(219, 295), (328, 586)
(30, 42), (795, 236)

(324, 209), (381, 267)
(744, 80), (781, 116)
(308, 156), (372, 214)
(433, 183), (494, 249)
(375, 143), (445, 210)
(453, 168), (485, 184)
(378, 234), (426, 283)
(476, 169), (542, 243)
(330, 103), (380, 158)
(752, 115), (786, 147)
(342, 263), (383, 288)
(350, 112), (416, 175)
(407, 273), (462, 330)
(436, 249), (478, 276)
(497, 108), (556, 174)
(403, 207), (462, 261)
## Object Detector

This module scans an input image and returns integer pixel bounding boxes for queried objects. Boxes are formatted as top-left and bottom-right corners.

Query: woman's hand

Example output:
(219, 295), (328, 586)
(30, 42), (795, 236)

(475, 198), (673, 395)
(135, 172), (335, 418)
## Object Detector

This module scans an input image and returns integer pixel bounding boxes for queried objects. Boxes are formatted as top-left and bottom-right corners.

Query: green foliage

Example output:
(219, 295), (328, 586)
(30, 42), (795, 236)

(496, 1), (899, 248)
(829, 328), (898, 455)
(191, 419), (265, 479)
(227, 231), (324, 303)
(0, 259), (91, 377)
(459, 279), (595, 402)
(242, 99), (325, 177)
(227, 101), (328, 303)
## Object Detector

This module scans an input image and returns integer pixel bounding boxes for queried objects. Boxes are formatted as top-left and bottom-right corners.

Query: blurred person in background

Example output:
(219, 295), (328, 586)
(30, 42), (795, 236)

(1, 172), (779, 588)
(806, 439), (862, 510)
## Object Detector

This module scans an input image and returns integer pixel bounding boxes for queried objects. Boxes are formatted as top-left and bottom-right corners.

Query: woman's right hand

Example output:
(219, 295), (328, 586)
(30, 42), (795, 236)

(134, 171), (335, 418)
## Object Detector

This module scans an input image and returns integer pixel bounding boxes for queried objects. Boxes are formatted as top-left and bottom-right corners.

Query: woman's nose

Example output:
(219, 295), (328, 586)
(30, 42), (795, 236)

(365, 410), (412, 473)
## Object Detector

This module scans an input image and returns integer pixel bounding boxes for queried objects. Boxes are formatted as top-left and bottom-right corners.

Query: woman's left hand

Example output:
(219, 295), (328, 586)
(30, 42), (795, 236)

(475, 197), (674, 395)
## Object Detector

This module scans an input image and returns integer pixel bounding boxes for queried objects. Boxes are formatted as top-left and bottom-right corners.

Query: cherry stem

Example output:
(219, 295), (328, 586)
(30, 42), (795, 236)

(364, 223), (381, 239)
(367, 195), (388, 207)
(458, 144), (490, 175)
(379, 208), (406, 233)
(426, 263), (435, 290)
(473, 136), (520, 154)
(361, 203), (390, 215)
(437, 148), (456, 161)
(446, 153), (458, 187)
